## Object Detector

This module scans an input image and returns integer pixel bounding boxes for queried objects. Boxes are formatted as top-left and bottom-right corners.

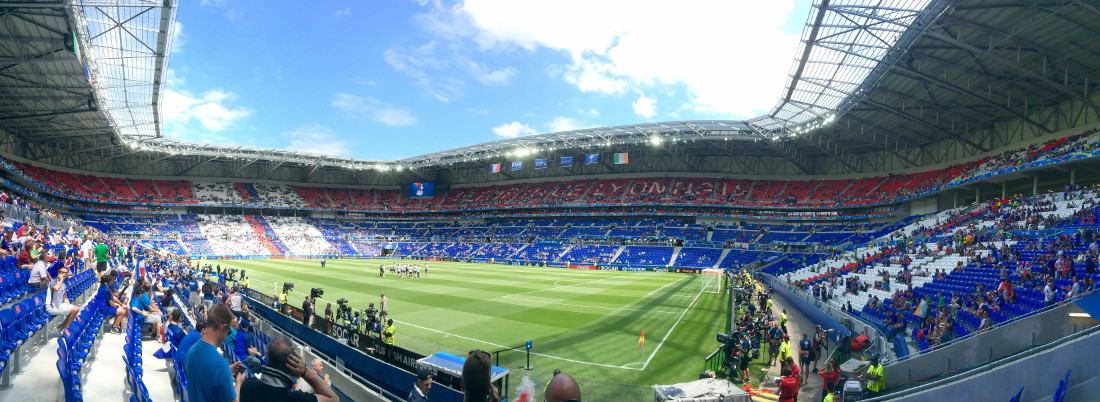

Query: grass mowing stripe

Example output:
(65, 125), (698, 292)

(216, 260), (726, 401)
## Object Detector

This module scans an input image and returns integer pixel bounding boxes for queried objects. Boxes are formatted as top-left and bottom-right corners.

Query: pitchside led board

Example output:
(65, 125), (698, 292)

(409, 182), (435, 198)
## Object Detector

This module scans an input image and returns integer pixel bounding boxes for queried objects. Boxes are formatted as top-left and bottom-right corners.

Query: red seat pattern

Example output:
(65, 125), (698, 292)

(1, 128), (1096, 212)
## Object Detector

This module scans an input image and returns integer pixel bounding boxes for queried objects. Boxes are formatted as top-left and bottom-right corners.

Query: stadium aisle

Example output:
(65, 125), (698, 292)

(758, 288), (825, 401)
(82, 330), (128, 400)
(1, 335), (62, 401)
(141, 337), (177, 401)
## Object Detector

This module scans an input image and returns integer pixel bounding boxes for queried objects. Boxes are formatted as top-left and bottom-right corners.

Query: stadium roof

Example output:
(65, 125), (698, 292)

(0, 0), (1097, 184)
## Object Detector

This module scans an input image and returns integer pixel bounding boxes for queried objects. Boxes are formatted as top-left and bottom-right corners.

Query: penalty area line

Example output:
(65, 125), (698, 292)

(395, 319), (641, 370)
(640, 289), (703, 370)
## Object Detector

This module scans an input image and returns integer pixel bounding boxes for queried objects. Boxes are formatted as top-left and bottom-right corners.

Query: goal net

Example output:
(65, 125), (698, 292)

(701, 269), (723, 293)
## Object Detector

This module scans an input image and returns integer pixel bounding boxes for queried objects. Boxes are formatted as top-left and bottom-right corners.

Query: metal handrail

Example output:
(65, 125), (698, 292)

(862, 321), (1100, 401)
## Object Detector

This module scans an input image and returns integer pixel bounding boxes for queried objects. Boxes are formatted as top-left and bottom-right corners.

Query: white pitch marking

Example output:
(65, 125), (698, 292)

(501, 295), (681, 314)
(641, 289), (703, 370)
(395, 319), (642, 370)
(499, 274), (632, 298)
(646, 278), (684, 296)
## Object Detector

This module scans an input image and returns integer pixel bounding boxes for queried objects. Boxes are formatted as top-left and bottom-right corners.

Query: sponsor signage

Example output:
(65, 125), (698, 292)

(621, 267), (648, 272)
(653, 268), (670, 272)
(675, 268), (702, 274)
(568, 264), (597, 270)
(598, 266), (619, 271)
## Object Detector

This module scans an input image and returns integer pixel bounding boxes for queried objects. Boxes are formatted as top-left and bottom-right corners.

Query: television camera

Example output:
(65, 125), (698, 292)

(716, 330), (759, 375)
(336, 298), (352, 322)
(310, 287), (324, 299)
(282, 282), (294, 294)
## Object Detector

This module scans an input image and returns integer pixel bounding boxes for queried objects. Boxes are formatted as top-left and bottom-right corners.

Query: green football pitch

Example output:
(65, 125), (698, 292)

(213, 259), (732, 401)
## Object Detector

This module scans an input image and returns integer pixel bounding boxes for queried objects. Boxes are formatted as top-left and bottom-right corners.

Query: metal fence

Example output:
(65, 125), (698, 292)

(0, 202), (82, 233)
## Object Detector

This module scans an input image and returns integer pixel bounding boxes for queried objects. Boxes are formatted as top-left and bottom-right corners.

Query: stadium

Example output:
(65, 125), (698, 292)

(0, 0), (1097, 401)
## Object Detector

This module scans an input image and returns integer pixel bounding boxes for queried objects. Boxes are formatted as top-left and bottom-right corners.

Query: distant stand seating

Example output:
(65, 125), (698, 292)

(3, 129), (1097, 214)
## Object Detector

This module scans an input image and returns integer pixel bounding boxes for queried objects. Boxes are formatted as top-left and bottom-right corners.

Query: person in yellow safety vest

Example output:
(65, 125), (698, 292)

(766, 298), (772, 312)
(383, 319), (396, 346)
(865, 356), (885, 397)
(779, 309), (788, 333)
(778, 335), (792, 363)
(824, 388), (841, 402)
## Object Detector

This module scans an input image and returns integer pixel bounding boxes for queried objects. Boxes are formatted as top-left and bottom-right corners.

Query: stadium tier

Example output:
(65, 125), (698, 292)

(1, 128), (1097, 216)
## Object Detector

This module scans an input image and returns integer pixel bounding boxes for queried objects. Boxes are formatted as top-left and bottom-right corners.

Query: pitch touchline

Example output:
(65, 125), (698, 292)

(395, 319), (642, 371)
(500, 295), (682, 314)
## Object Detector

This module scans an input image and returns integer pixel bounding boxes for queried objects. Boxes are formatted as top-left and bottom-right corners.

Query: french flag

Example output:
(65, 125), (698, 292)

(489, 163), (501, 173)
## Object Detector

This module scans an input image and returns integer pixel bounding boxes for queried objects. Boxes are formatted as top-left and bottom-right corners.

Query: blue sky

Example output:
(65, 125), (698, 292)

(162, 0), (812, 160)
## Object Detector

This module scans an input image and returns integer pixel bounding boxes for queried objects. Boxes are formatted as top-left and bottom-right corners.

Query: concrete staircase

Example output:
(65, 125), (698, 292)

(713, 249), (732, 268)
(669, 246), (683, 266)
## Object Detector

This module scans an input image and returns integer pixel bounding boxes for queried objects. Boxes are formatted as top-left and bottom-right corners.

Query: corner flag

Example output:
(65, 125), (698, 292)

(639, 330), (645, 347)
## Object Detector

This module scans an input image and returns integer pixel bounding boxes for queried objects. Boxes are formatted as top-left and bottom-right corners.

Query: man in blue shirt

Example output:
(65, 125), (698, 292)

(186, 304), (245, 402)
(130, 282), (162, 340)
(177, 321), (205, 370)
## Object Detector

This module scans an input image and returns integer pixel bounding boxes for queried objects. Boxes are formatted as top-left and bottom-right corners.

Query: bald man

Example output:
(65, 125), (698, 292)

(544, 372), (581, 402)
(297, 358), (331, 394)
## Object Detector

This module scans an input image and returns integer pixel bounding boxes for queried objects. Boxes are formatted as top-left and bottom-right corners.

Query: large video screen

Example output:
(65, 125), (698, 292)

(409, 182), (435, 198)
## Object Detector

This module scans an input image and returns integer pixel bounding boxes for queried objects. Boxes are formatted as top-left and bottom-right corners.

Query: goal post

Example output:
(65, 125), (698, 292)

(701, 268), (723, 293)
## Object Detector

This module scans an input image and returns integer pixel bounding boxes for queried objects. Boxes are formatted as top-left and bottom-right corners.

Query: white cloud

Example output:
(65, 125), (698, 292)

(419, 0), (799, 118)
(546, 116), (584, 132)
(162, 88), (251, 133)
(170, 21), (185, 54)
(492, 121), (537, 138)
(334, 8), (352, 17)
(284, 124), (351, 156)
(384, 45), (465, 103)
(331, 93), (417, 126)
(632, 94), (656, 118)
(459, 58), (516, 85)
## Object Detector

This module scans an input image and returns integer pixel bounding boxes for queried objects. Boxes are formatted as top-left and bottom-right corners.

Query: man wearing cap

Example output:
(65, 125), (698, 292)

(778, 334), (792, 366)
(408, 369), (432, 402)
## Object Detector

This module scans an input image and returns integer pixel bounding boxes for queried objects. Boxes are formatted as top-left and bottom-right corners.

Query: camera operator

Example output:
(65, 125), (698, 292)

(302, 294), (315, 327)
(768, 322), (785, 366)
(813, 325), (829, 372)
(737, 332), (752, 382)
(364, 303), (379, 336)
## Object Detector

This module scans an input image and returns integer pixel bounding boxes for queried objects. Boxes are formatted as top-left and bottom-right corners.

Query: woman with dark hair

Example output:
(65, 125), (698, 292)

(161, 287), (176, 315)
(97, 272), (129, 332)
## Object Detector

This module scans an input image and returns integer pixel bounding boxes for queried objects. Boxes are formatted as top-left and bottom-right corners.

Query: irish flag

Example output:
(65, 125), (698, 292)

(614, 153), (629, 164)
(638, 330), (645, 347)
